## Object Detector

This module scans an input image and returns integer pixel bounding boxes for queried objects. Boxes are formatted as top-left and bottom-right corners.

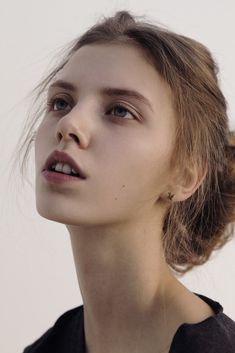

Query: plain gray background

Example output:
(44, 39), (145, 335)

(1, 1), (235, 352)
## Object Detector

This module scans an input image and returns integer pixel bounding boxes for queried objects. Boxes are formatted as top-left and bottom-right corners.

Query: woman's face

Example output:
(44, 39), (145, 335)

(35, 43), (176, 226)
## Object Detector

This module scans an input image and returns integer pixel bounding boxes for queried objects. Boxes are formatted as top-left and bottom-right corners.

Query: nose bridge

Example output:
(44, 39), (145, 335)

(71, 92), (100, 121)
(63, 97), (93, 123)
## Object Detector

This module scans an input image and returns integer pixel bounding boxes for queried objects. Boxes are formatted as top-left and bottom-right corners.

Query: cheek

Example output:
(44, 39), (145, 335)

(128, 138), (171, 179)
(34, 122), (52, 172)
(125, 143), (173, 206)
(35, 118), (52, 142)
(95, 139), (170, 208)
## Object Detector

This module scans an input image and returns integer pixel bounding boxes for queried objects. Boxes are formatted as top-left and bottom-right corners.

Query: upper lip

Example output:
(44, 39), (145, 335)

(43, 150), (87, 179)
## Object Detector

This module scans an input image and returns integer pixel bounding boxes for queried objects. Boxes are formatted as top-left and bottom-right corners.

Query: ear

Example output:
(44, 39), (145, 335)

(172, 162), (208, 202)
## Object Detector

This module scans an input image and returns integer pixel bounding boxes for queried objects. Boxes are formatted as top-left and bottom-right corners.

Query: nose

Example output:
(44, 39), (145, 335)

(55, 105), (89, 148)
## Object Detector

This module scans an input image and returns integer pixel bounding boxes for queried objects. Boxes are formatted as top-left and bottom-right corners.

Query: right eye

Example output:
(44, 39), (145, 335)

(46, 97), (71, 112)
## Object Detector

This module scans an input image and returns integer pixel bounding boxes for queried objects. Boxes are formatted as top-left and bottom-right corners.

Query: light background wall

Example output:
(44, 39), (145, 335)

(0, 1), (235, 352)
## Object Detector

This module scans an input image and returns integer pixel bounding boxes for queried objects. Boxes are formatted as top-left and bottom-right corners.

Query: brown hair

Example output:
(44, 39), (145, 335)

(11, 10), (235, 277)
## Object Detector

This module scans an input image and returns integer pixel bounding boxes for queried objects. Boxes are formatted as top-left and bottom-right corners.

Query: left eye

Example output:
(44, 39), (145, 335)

(106, 103), (136, 120)
(46, 98), (136, 120)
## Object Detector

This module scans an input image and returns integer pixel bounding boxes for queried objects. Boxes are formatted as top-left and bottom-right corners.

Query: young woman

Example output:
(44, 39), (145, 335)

(19, 9), (235, 353)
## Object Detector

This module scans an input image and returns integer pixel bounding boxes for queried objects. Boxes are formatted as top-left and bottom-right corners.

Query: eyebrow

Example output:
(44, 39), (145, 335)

(48, 79), (153, 112)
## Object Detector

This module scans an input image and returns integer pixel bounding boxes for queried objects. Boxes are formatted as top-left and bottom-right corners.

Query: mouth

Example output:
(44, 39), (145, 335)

(43, 150), (87, 179)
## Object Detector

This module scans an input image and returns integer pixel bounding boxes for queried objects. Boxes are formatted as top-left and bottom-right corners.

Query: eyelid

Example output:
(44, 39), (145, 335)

(46, 94), (141, 120)
(47, 87), (146, 118)
(47, 93), (73, 103)
(46, 94), (73, 111)
(106, 101), (138, 119)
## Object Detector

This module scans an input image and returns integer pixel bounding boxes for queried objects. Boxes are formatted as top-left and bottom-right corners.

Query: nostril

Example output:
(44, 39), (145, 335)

(69, 134), (79, 143)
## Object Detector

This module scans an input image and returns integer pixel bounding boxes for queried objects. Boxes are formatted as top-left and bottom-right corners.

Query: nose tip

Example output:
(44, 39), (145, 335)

(55, 109), (90, 149)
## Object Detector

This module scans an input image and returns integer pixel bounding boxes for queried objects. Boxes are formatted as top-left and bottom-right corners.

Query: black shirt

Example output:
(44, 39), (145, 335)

(22, 292), (235, 353)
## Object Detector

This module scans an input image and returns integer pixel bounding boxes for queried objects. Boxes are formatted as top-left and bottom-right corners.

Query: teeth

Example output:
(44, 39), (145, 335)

(51, 162), (79, 176)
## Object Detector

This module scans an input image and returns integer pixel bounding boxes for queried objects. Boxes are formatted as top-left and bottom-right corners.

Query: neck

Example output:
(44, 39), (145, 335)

(67, 218), (182, 353)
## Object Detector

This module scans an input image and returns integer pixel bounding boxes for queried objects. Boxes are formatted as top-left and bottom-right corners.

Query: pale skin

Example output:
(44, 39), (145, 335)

(35, 43), (214, 353)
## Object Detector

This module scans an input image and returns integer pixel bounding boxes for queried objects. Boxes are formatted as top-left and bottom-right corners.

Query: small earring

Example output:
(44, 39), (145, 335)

(167, 191), (175, 201)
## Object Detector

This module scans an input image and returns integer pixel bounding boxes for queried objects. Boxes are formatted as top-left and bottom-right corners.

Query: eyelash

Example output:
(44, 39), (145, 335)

(46, 97), (137, 120)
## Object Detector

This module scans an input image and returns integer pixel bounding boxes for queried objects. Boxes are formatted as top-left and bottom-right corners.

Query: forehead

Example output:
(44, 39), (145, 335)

(61, 43), (152, 75)
(54, 43), (172, 105)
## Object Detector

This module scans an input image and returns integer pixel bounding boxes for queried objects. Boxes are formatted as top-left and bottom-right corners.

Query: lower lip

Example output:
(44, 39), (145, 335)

(42, 170), (85, 184)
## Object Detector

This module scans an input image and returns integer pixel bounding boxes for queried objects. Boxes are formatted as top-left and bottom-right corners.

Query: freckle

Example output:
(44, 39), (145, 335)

(122, 184), (126, 188)
(115, 197), (118, 200)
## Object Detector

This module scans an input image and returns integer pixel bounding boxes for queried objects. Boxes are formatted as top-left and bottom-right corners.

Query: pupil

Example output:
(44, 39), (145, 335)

(56, 99), (67, 110)
(115, 106), (126, 117)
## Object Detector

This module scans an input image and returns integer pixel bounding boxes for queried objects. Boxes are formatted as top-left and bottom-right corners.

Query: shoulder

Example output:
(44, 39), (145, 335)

(171, 312), (235, 353)
(22, 305), (84, 353)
